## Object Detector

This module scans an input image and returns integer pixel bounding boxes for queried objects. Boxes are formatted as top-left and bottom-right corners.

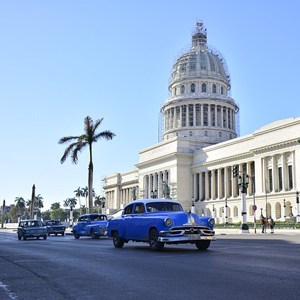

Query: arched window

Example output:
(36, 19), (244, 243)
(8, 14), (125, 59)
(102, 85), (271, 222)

(201, 83), (206, 93)
(221, 86), (224, 95)
(181, 85), (185, 94)
(212, 84), (216, 93)
(174, 87), (177, 96)
(191, 83), (195, 93)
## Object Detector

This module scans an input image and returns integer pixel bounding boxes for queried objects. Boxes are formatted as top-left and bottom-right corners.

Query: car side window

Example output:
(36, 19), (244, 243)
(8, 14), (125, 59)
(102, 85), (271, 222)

(124, 205), (134, 215)
(134, 204), (145, 214)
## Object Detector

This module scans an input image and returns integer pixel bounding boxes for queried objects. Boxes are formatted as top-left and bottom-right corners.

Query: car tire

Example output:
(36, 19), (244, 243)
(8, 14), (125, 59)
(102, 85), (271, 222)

(37, 237), (39, 240)
(90, 229), (99, 239)
(43, 235), (47, 240)
(73, 230), (80, 239)
(18, 234), (21, 240)
(149, 229), (164, 251)
(48, 233), (50, 236)
(112, 231), (124, 248)
(23, 236), (27, 240)
(62, 232), (65, 236)
(196, 240), (210, 250)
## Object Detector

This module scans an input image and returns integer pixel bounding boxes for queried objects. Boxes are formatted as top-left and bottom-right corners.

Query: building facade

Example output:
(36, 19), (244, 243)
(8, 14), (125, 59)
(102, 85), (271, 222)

(103, 23), (300, 224)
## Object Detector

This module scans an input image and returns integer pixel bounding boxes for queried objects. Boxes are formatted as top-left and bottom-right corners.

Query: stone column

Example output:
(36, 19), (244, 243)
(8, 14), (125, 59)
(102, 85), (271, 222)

(193, 104), (196, 127)
(221, 106), (224, 128)
(205, 171), (209, 200)
(193, 173), (197, 200)
(200, 104), (203, 126)
(218, 168), (222, 199)
(208, 104), (211, 127)
(224, 167), (228, 198)
(212, 170), (216, 199)
(282, 153), (287, 191)
(215, 105), (217, 127)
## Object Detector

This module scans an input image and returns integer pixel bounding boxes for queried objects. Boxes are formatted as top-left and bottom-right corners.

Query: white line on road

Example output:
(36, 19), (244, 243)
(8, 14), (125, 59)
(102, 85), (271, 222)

(0, 280), (17, 299)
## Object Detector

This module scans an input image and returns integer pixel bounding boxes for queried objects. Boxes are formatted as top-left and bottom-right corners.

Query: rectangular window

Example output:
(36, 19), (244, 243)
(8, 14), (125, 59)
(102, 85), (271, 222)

(278, 167), (283, 191)
(288, 165), (293, 190)
(195, 104), (201, 126)
(176, 107), (180, 128)
(182, 105), (186, 127)
(223, 107), (226, 127)
(269, 169), (273, 192)
(211, 105), (215, 126)
(203, 104), (208, 126)
(189, 104), (194, 126)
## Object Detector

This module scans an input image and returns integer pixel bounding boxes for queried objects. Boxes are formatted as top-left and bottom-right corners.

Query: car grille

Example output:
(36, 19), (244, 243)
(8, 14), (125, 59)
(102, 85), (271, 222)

(171, 226), (214, 236)
(28, 230), (44, 234)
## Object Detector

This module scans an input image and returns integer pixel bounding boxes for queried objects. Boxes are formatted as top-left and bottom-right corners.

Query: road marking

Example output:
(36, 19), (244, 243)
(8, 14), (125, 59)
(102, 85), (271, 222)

(0, 280), (17, 299)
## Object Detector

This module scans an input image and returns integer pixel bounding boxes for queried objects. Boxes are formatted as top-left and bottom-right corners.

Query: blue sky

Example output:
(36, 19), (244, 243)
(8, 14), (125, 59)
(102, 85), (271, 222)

(1, 0), (300, 210)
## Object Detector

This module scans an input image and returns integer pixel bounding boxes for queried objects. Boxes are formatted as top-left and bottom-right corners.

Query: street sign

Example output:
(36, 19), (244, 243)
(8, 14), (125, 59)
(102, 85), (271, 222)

(253, 205), (257, 211)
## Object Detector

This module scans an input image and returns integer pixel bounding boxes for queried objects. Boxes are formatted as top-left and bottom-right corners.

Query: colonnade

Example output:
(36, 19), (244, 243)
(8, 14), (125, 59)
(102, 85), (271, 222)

(143, 170), (169, 199)
(164, 103), (235, 132)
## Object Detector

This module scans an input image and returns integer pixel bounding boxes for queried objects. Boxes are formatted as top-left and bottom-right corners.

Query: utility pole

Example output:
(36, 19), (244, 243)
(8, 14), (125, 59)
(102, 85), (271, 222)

(1, 199), (5, 229)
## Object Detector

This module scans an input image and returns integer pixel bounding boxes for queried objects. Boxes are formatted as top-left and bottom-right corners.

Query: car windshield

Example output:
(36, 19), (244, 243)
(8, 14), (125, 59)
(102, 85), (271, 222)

(24, 221), (41, 227)
(146, 202), (183, 213)
(47, 221), (61, 225)
(90, 215), (107, 221)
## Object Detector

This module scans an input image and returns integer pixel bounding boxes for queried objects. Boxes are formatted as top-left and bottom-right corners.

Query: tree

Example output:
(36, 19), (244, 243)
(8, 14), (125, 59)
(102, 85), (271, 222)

(74, 187), (83, 215)
(51, 202), (61, 210)
(94, 195), (104, 214)
(82, 186), (88, 208)
(59, 116), (115, 213)
(41, 210), (51, 221)
(14, 197), (26, 218)
(63, 197), (77, 224)
(50, 208), (67, 221)
(35, 194), (44, 209)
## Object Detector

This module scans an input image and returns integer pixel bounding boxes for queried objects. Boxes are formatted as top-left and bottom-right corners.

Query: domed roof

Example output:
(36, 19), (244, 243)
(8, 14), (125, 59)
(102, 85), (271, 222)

(170, 22), (230, 87)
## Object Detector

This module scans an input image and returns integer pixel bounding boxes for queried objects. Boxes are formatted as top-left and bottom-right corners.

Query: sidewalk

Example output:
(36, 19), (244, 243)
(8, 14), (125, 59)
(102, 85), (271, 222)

(215, 228), (300, 235)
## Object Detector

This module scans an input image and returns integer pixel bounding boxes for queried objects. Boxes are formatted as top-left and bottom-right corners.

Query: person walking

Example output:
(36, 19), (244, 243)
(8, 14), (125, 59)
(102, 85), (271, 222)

(261, 217), (265, 233)
(263, 217), (268, 233)
(270, 217), (275, 233)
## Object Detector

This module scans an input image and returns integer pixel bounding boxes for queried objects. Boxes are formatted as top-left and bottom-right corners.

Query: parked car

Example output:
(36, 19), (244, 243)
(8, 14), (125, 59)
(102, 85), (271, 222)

(44, 220), (66, 236)
(72, 214), (108, 239)
(107, 199), (216, 251)
(17, 220), (48, 240)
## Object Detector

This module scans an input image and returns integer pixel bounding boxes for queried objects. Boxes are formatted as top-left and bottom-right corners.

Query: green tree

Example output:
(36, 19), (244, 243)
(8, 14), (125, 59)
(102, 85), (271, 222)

(82, 186), (88, 209)
(59, 116), (115, 213)
(94, 196), (104, 214)
(74, 187), (83, 215)
(80, 205), (87, 215)
(8, 206), (18, 223)
(14, 197), (26, 218)
(51, 202), (61, 210)
(50, 208), (67, 221)
(41, 210), (51, 221)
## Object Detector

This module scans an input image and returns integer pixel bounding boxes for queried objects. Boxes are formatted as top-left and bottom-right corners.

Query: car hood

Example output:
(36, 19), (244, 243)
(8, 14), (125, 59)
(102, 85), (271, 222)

(147, 211), (202, 226)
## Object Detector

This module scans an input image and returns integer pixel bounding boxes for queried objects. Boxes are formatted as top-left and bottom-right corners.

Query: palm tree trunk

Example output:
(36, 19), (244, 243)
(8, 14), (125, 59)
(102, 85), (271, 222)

(78, 196), (82, 215)
(88, 162), (93, 214)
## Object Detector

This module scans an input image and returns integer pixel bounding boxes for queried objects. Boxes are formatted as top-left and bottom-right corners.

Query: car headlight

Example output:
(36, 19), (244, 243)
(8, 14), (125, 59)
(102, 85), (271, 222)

(99, 225), (102, 228)
(164, 217), (173, 227)
(208, 218), (215, 226)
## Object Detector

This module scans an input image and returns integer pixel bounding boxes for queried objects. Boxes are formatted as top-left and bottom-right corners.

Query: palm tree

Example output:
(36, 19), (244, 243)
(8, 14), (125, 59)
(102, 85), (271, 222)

(51, 202), (61, 210)
(74, 187), (83, 215)
(94, 195), (102, 214)
(82, 186), (88, 208)
(63, 198), (77, 225)
(15, 197), (25, 218)
(35, 194), (44, 209)
(59, 116), (115, 213)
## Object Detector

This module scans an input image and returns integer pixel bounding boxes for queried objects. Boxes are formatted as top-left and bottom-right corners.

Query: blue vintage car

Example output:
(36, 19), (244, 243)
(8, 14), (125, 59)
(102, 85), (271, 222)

(107, 199), (215, 251)
(72, 214), (108, 239)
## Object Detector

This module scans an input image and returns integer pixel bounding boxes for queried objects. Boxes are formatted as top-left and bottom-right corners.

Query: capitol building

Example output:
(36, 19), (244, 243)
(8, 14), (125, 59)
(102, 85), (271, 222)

(103, 23), (300, 224)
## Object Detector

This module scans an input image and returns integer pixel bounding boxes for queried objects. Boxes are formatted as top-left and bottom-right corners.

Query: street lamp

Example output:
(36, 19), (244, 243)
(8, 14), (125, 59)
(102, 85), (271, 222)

(283, 199), (286, 221)
(296, 191), (300, 223)
(260, 208), (263, 217)
(150, 190), (157, 199)
(100, 197), (106, 212)
(225, 197), (228, 225)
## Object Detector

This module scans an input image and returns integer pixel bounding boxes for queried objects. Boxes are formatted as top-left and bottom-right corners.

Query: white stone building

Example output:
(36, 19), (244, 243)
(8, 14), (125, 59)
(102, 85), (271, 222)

(103, 23), (300, 224)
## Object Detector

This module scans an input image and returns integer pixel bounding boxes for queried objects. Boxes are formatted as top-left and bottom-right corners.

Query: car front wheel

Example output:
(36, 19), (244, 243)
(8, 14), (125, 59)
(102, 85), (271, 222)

(196, 240), (210, 250)
(17, 234), (21, 240)
(112, 231), (124, 248)
(90, 229), (100, 239)
(149, 229), (164, 251)
(73, 230), (80, 239)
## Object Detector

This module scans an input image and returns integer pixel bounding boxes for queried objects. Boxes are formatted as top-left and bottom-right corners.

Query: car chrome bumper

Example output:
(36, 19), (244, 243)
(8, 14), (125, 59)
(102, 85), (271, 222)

(158, 235), (216, 243)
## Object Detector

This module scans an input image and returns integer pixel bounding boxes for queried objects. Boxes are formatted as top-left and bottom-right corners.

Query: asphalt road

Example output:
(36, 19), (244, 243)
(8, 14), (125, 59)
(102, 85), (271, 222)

(0, 231), (300, 300)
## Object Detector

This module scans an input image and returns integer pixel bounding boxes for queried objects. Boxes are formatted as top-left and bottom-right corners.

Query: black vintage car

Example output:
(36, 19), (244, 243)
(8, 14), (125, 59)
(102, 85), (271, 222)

(17, 220), (48, 240)
(44, 220), (66, 236)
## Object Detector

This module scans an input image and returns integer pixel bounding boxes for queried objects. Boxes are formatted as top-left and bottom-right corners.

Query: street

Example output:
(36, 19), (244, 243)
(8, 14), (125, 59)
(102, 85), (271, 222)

(0, 230), (300, 300)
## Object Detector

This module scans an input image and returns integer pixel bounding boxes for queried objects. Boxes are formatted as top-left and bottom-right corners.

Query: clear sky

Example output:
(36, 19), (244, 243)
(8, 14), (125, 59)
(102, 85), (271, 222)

(1, 0), (300, 210)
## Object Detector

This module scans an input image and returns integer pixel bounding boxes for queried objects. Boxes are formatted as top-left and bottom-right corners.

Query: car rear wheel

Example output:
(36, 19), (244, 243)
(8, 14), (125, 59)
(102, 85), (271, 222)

(18, 234), (21, 240)
(73, 230), (80, 239)
(149, 229), (164, 251)
(196, 240), (210, 250)
(112, 231), (124, 248)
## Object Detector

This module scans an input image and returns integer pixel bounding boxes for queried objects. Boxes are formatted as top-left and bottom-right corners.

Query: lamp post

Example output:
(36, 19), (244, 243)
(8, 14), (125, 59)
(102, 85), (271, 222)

(212, 205), (215, 219)
(225, 197), (228, 226)
(265, 178), (268, 219)
(283, 199), (286, 221)
(100, 197), (106, 213)
(260, 208), (263, 217)
(296, 191), (300, 223)
(150, 190), (157, 199)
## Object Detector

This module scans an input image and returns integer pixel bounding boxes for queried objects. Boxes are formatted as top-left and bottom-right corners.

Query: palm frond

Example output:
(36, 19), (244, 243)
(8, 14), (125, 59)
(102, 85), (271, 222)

(58, 135), (82, 145)
(94, 130), (115, 142)
(93, 118), (104, 132)
(71, 142), (88, 164)
(60, 141), (81, 164)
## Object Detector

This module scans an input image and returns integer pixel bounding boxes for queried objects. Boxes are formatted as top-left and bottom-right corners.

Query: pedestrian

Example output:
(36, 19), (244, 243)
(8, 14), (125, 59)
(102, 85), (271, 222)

(263, 217), (268, 233)
(270, 217), (275, 233)
(261, 217), (265, 233)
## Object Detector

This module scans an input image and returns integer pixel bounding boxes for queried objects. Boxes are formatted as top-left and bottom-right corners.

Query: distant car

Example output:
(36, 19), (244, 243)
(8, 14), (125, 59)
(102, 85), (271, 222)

(107, 199), (216, 251)
(72, 214), (108, 239)
(17, 220), (48, 240)
(44, 220), (66, 236)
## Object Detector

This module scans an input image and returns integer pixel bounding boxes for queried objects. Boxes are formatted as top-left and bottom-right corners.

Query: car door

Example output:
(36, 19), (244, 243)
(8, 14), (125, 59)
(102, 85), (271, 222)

(129, 203), (147, 240)
(77, 216), (89, 234)
(123, 204), (134, 239)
